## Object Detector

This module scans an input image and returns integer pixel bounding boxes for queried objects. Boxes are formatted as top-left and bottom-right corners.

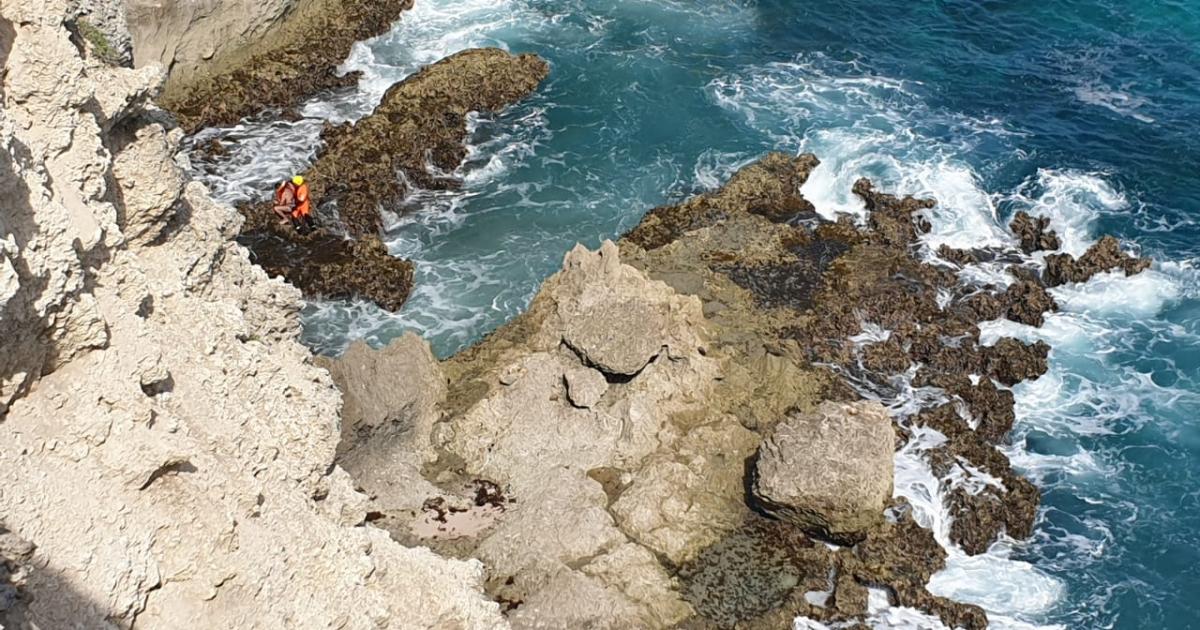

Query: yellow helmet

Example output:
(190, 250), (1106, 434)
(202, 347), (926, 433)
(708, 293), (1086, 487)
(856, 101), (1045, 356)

(292, 175), (305, 186)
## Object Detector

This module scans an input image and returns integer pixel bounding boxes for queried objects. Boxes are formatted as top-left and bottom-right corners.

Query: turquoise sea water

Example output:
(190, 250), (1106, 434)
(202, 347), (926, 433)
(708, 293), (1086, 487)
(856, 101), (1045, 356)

(188, 1), (1200, 627)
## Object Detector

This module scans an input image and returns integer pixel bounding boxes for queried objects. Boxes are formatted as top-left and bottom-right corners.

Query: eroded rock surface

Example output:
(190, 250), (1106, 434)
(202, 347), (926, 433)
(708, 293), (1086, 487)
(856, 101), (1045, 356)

(157, 0), (414, 132)
(1010, 210), (1061, 254)
(752, 402), (895, 544)
(314, 152), (1085, 629)
(1044, 235), (1151, 287)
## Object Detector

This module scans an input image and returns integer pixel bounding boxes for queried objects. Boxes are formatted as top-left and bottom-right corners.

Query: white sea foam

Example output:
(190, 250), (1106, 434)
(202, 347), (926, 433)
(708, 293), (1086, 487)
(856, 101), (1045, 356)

(1002, 169), (1128, 257)
(711, 52), (1113, 628)
(1073, 83), (1156, 124)
(334, 0), (537, 116)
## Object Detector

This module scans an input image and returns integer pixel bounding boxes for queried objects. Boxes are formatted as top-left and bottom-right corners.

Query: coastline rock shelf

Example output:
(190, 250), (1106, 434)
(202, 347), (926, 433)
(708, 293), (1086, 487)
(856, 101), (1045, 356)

(0, 1), (507, 626)
(0, 0), (1158, 626)
(237, 47), (550, 311)
(316, 153), (1150, 627)
(157, 0), (417, 133)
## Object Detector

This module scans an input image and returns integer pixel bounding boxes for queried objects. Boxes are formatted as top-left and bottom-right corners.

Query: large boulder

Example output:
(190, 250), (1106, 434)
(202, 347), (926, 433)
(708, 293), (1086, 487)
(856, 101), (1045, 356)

(751, 401), (894, 543)
(316, 333), (444, 457)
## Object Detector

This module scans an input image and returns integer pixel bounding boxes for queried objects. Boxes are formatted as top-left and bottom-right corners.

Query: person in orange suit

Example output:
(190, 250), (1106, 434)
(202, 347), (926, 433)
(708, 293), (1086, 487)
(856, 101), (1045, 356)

(273, 175), (315, 233)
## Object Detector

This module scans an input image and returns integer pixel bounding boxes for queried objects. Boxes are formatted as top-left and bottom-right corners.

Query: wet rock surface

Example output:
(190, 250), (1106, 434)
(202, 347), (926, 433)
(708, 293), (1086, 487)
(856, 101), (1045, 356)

(236, 48), (549, 311)
(1044, 235), (1151, 287)
(160, 0), (415, 133)
(239, 231), (414, 310)
(1010, 210), (1062, 254)
(303, 48), (550, 238)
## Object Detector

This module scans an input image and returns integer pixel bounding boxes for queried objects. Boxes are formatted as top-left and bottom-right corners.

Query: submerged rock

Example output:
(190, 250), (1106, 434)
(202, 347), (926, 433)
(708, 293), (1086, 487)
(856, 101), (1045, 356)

(752, 401), (895, 544)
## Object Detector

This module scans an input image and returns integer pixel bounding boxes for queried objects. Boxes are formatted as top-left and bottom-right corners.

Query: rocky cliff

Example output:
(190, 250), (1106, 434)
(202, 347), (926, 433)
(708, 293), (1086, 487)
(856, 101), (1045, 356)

(124, 0), (297, 78)
(0, 2), (504, 626)
(65, 0), (413, 133)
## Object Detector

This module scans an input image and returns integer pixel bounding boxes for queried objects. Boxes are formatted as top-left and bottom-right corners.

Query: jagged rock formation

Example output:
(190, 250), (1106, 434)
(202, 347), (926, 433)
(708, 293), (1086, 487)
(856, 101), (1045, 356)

(1043, 235), (1151, 287)
(236, 47), (549, 311)
(1010, 210), (1061, 254)
(66, 0), (133, 65)
(333, 151), (1142, 628)
(155, 0), (414, 132)
(322, 152), (1129, 628)
(0, 3), (504, 627)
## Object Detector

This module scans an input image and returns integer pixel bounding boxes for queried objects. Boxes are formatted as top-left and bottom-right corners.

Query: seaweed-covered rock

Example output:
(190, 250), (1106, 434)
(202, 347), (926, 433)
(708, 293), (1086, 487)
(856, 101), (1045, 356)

(1003, 279), (1058, 327)
(236, 47), (548, 311)
(916, 405), (1040, 555)
(1043, 235), (1151, 287)
(306, 48), (550, 238)
(239, 230), (414, 311)
(1010, 211), (1061, 254)
(159, 0), (415, 132)
(983, 338), (1050, 386)
(752, 401), (894, 544)
(625, 152), (819, 250)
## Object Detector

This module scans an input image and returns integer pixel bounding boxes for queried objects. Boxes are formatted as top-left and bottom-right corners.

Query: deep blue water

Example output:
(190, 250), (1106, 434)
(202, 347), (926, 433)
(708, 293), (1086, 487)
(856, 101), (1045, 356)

(191, 1), (1200, 627)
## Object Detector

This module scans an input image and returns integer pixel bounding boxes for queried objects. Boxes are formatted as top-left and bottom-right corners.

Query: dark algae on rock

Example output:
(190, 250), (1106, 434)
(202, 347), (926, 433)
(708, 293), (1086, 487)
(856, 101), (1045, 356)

(236, 48), (549, 311)
(160, 0), (416, 133)
(615, 153), (1149, 627)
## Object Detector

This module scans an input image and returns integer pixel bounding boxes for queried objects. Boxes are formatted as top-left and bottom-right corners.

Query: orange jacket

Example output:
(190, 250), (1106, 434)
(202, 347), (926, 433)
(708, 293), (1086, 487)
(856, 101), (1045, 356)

(293, 183), (311, 218)
(275, 182), (311, 218)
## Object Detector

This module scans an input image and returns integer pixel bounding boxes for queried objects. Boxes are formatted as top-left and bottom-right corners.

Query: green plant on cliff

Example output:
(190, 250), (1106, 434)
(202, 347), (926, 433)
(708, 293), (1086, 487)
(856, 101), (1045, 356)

(75, 19), (122, 66)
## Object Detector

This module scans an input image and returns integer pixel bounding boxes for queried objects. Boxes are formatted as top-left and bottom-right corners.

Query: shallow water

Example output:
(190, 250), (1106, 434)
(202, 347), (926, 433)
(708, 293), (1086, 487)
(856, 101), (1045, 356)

(187, 1), (1200, 627)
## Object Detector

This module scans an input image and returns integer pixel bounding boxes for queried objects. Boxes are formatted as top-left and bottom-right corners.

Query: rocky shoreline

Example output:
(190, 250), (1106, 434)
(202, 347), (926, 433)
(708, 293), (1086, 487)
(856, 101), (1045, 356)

(0, 0), (1157, 628)
(236, 47), (549, 311)
(316, 152), (1149, 627)
(158, 0), (415, 133)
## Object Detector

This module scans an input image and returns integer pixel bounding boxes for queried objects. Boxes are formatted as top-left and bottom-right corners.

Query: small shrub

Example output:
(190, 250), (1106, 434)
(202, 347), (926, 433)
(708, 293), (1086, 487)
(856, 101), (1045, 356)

(76, 19), (122, 66)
